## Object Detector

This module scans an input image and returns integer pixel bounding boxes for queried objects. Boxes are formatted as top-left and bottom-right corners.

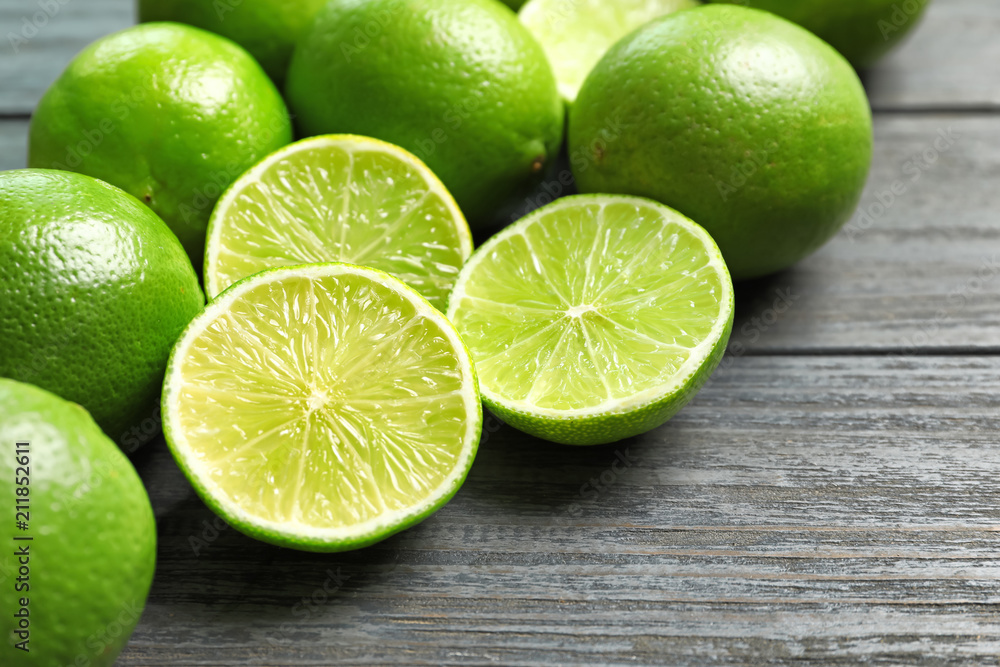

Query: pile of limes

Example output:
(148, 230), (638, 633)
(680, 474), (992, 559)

(2, 0), (928, 661)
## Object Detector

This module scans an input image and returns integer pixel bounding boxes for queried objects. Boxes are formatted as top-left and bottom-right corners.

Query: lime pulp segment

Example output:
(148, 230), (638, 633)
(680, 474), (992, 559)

(163, 263), (482, 551)
(204, 135), (473, 311)
(519, 0), (698, 102)
(447, 195), (733, 444)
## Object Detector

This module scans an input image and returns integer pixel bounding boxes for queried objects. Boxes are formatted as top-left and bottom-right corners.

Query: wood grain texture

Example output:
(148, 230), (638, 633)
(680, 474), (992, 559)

(118, 356), (1000, 666)
(865, 0), (1000, 111)
(0, 0), (995, 114)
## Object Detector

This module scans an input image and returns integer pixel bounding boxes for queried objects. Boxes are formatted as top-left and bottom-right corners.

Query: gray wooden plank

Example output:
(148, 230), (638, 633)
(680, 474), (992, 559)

(117, 355), (1000, 666)
(0, 0), (995, 115)
(0, 118), (27, 170)
(865, 0), (1000, 111)
(0, 0), (134, 115)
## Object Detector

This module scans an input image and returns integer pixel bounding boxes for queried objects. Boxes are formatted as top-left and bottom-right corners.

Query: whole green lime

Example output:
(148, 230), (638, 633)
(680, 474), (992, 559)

(0, 378), (156, 667)
(709, 0), (931, 68)
(28, 22), (293, 262)
(569, 5), (872, 280)
(0, 169), (204, 446)
(285, 0), (564, 229)
(137, 0), (328, 85)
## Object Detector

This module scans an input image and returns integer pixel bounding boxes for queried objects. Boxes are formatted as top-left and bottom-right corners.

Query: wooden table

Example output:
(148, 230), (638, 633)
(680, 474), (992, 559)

(3, 1), (999, 663)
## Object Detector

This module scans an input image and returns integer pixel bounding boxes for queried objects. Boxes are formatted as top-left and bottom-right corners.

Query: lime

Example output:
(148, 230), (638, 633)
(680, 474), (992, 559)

(0, 169), (204, 445)
(138, 0), (328, 85)
(28, 22), (292, 263)
(520, 0), (698, 102)
(447, 194), (734, 446)
(569, 5), (873, 280)
(162, 263), (482, 552)
(708, 0), (931, 68)
(0, 378), (156, 667)
(285, 0), (564, 230)
(204, 135), (473, 312)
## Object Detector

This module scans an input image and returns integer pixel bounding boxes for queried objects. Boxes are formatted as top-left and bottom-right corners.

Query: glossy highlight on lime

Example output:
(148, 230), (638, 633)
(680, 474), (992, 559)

(0, 169), (204, 443)
(570, 4), (873, 280)
(28, 22), (292, 262)
(285, 0), (564, 229)
(0, 379), (156, 667)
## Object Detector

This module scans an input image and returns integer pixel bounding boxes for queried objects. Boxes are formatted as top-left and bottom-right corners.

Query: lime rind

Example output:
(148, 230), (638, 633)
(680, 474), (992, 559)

(163, 262), (482, 552)
(203, 135), (473, 311)
(520, 0), (698, 102)
(447, 194), (734, 446)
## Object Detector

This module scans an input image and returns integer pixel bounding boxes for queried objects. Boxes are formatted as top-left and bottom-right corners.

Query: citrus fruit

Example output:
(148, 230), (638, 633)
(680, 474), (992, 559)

(0, 169), (204, 445)
(28, 22), (292, 263)
(0, 378), (156, 667)
(447, 194), (734, 446)
(137, 0), (327, 85)
(520, 0), (698, 102)
(708, 0), (931, 68)
(285, 0), (564, 230)
(569, 5), (873, 280)
(204, 135), (472, 312)
(162, 263), (482, 552)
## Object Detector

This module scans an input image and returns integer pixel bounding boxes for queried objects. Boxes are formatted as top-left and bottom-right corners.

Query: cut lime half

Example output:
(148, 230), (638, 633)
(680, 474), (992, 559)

(520, 0), (698, 102)
(163, 263), (482, 551)
(447, 194), (734, 446)
(204, 135), (473, 311)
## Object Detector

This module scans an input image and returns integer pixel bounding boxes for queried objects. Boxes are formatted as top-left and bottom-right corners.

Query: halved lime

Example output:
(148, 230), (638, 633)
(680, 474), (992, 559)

(519, 0), (698, 102)
(162, 263), (482, 551)
(447, 194), (733, 446)
(204, 135), (473, 311)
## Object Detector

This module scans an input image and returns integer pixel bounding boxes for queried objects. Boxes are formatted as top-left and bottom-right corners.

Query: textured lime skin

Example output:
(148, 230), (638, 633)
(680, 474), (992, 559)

(709, 0), (931, 68)
(0, 169), (204, 446)
(285, 0), (564, 229)
(0, 379), (156, 667)
(28, 22), (293, 262)
(570, 5), (873, 280)
(138, 0), (327, 85)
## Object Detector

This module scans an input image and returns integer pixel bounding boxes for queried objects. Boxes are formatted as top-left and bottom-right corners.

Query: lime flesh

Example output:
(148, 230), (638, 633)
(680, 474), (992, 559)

(447, 194), (733, 445)
(520, 0), (698, 102)
(163, 263), (482, 551)
(205, 135), (472, 311)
